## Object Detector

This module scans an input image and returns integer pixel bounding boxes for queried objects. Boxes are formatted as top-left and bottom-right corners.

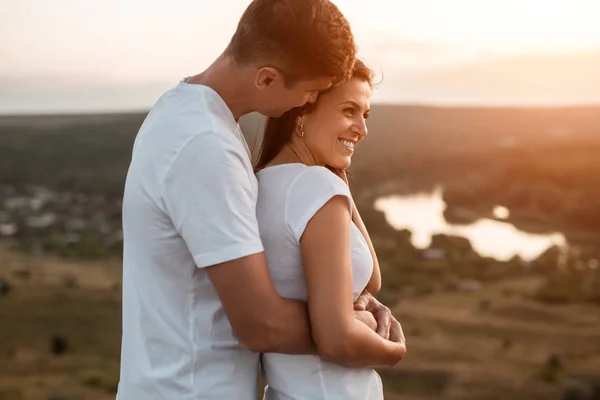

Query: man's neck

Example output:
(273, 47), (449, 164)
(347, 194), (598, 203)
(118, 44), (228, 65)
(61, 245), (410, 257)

(185, 54), (255, 121)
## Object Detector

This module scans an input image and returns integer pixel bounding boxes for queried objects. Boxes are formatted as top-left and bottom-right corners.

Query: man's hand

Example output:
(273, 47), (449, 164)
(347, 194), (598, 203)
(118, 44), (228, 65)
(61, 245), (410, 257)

(354, 310), (378, 332)
(354, 291), (391, 339)
(389, 315), (406, 347)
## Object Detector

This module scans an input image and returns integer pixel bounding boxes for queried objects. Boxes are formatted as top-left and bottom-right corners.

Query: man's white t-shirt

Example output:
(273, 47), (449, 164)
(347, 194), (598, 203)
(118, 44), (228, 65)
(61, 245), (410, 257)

(117, 81), (263, 399)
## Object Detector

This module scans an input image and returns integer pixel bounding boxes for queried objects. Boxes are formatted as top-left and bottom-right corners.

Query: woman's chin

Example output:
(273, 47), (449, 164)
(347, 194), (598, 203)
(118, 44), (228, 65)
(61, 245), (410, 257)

(328, 157), (351, 170)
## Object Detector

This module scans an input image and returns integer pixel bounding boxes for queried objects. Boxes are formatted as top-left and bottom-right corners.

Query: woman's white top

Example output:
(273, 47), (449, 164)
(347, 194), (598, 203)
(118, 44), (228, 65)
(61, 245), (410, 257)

(255, 163), (384, 400)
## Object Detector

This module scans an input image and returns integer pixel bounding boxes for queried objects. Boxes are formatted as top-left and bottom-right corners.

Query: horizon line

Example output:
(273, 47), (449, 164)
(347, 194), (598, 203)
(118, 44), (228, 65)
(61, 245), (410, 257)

(2, 101), (600, 118)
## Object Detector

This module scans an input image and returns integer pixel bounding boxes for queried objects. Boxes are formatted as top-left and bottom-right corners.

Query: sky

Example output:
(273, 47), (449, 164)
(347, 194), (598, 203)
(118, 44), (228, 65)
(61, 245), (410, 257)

(1, 0), (600, 114)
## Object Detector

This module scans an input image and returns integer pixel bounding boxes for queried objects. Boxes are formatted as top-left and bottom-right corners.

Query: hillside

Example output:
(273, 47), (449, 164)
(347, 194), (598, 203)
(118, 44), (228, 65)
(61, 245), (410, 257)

(1, 106), (600, 399)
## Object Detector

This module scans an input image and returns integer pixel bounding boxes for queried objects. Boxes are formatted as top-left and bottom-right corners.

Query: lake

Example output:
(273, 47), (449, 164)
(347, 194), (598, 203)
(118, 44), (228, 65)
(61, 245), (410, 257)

(374, 187), (567, 262)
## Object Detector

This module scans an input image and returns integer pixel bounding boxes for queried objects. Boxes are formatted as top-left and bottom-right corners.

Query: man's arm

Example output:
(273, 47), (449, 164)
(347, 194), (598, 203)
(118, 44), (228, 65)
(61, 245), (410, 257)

(206, 248), (381, 354)
(201, 181), (382, 353)
(164, 136), (377, 354)
(206, 253), (316, 354)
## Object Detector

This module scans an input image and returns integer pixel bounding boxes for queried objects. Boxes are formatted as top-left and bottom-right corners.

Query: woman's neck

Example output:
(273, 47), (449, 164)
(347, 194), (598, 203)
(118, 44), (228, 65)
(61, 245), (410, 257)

(268, 140), (320, 168)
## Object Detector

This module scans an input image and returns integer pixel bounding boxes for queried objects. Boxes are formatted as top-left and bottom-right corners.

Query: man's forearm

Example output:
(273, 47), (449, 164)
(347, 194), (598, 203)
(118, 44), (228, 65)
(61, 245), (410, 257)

(261, 298), (317, 354)
(261, 299), (380, 354)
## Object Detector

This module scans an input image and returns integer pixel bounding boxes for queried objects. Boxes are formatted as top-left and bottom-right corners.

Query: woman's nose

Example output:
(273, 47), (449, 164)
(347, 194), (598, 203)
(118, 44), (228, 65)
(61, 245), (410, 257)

(355, 118), (368, 138)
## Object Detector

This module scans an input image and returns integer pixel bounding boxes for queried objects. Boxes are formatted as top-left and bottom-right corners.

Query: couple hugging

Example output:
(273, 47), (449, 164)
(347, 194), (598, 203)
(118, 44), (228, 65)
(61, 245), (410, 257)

(117, 1), (406, 399)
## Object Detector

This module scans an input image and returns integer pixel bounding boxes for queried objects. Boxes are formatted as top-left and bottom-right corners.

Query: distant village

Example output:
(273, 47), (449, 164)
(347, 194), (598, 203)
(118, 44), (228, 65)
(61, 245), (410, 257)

(0, 184), (123, 258)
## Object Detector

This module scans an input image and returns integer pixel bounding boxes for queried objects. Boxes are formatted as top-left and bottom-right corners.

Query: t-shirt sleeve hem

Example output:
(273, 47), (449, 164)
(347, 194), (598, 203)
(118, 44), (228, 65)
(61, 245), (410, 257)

(193, 241), (265, 269)
(286, 167), (352, 242)
(292, 191), (352, 241)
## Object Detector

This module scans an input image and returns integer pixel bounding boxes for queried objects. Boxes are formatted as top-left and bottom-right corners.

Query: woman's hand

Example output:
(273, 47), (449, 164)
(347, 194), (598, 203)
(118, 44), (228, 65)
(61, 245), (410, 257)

(354, 294), (405, 349)
(354, 292), (392, 339)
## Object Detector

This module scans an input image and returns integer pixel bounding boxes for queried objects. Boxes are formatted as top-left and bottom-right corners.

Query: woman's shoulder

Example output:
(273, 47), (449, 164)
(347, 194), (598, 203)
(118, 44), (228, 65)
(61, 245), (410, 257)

(288, 166), (348, 195)
(257, 164), (350, 206)
(283, 166), (352, 239)
(258, 163), (343, 186)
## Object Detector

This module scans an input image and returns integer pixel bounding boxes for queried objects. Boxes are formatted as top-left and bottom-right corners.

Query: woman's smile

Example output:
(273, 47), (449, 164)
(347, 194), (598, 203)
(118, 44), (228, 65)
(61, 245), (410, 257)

(339, 138), (356, 153)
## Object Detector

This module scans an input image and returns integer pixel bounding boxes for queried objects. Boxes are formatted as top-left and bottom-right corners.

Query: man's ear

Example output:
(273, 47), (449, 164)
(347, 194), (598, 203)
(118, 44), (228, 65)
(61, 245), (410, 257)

(255, 67), (279, 91)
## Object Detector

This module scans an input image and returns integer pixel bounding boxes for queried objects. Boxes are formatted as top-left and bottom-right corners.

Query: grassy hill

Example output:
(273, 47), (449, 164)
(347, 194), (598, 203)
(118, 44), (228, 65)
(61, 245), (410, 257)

(1, 106), (599, 399)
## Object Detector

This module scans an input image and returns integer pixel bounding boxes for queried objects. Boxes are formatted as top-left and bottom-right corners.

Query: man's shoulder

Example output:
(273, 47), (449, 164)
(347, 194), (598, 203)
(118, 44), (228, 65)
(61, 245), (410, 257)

(142, 102), (240, 155)
(147, 83), (234, 129)
(134, 83), (250, 172)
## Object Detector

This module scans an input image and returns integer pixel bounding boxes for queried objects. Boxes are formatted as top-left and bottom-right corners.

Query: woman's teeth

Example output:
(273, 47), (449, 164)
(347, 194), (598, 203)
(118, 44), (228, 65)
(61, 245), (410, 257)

(340, 139), (355, 150)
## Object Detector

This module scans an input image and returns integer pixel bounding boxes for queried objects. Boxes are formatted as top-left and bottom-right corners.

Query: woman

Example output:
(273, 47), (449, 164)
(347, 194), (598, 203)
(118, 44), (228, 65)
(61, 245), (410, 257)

(254, 59), (405, 399)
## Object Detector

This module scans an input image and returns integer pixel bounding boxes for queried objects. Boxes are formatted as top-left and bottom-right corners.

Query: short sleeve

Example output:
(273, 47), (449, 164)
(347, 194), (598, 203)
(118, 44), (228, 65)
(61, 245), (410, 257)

(285, 166), (352, 241)
(162, 133), (264, 268)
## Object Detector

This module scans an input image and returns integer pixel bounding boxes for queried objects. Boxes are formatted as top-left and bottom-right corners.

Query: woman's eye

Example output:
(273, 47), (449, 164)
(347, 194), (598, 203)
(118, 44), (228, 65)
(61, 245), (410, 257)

(343, 107), (355, 116)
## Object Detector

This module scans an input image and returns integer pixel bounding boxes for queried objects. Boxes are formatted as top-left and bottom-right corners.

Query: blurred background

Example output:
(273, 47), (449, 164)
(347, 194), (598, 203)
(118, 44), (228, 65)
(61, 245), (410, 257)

(1, 1), (599, 399)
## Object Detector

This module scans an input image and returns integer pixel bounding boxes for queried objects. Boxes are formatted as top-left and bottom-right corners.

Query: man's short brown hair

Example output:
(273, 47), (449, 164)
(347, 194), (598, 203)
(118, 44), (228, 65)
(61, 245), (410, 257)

(225, 0), (357, 86)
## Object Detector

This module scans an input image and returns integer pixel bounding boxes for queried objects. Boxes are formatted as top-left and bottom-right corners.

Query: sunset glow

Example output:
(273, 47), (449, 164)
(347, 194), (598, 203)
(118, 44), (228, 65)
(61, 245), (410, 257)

(344, 0), (600, 54)
(1, 0), (599, 112)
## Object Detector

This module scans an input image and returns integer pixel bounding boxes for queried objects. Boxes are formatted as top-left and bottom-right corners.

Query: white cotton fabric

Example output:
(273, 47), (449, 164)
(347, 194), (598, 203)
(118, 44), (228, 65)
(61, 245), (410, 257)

(117, 81), (263, 400)
(256, 164), (383, 400)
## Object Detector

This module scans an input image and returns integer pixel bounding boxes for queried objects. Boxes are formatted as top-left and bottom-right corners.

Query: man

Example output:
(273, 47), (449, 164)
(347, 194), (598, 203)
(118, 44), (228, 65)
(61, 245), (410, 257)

(117, 0), (404, 398)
